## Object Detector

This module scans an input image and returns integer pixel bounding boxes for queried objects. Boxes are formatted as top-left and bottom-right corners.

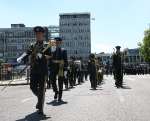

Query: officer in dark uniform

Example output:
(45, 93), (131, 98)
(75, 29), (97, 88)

(84, 63), (88, 81)
(72, 57), (78, 86)
(88, 54), (97, 90)
(112, 46), (123, 88)
(51, 37), (68, 102)
(17, 26), (51, 115)
(69, 57), (77, 87)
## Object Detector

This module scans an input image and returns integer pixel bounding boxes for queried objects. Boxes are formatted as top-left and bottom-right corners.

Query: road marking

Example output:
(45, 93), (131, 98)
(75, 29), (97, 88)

(21, 97), (33, 103)
(116, 89), (125, 103)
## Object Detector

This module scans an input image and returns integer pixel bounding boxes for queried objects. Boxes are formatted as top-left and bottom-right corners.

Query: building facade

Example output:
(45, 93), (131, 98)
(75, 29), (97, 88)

(123, 48), (145, 65)
(96, 53), (112, 65)
(59, 13), (91, 60)
(96, 48), (146, 66)
(48, 25), (59, 39)
(0, 24), (59, 63)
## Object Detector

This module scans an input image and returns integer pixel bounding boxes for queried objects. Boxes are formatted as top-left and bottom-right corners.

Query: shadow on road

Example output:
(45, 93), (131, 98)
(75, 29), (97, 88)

(114, 85), (132, 89)
(47, 100), (68, 106)
(16, 111), (51, 121)
(63, 88), (71, 91)
(122, 83), (132, 89)
(89, 88), (103, 91)
(121, 85), (132, 89)
(63, 86), (76, 91)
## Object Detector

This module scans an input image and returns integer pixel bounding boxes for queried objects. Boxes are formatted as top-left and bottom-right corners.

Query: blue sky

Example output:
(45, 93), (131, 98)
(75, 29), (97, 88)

(0, 0), (150, 53)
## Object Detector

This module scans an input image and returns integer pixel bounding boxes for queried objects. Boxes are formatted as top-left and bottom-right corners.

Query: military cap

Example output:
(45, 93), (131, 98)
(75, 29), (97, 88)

(54, 37), (62, 41)
(33, 26), (45, 33)
(115, 46), (121, 49)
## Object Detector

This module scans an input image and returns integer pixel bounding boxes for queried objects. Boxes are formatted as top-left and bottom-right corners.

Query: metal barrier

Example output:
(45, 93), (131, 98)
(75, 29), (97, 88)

(0, 63), (27, 81)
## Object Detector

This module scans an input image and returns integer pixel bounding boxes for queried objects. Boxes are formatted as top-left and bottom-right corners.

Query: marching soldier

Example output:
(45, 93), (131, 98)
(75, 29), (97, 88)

(70, 56), (78, 86)
(17, 26), (51, 115)
(69, 57), (76, 87)
(51, 37), (68, 102)
(66, 65), (72, 88)
(96, 58), (103, 85)
(112, 46), (123, 88)
(47, 52), (53, 89)
(84, 63), (88, 81)
(77, 60), (82, 84)
(88, 54), (97, 90)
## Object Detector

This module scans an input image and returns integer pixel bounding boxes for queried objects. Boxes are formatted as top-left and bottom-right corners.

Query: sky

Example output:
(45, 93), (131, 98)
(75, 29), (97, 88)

(0, 0), (150, 53)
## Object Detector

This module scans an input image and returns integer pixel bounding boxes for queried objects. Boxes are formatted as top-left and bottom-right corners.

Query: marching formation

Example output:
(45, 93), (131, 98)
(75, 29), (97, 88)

(17, 26), (124, 116)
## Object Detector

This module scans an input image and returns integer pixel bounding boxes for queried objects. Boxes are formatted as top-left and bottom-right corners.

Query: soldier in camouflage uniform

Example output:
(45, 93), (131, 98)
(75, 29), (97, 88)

(88, 54), (97, 90)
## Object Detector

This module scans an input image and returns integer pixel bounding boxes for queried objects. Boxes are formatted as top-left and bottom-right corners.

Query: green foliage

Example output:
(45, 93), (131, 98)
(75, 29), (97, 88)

(139, 29), (150, 62)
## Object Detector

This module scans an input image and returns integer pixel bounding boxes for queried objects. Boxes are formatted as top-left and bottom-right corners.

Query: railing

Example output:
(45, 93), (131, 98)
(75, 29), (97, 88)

(0, 66), (27, 81)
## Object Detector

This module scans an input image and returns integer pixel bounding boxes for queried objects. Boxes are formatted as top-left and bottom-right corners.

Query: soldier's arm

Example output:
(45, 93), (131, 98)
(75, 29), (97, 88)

(112, 54), (116, 68)
(17, 43), (34, 63)
(87, 61), (91, 74)
(43, 47), (53, 60)
(63, 50), (68, 71)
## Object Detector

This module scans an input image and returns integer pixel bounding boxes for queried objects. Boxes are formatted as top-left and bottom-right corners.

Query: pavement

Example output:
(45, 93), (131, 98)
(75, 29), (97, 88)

(0, 77), (28, 86)
(0, 75), (150, 121)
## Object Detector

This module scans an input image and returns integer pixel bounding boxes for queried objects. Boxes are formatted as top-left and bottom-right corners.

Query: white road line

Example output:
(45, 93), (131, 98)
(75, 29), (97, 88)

(116, 89), (125, 103)
(21, 97), (33, 103)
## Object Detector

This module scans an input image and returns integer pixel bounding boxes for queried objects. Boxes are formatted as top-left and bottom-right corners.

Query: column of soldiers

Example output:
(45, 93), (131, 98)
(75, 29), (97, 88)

(87, 54), (104, 90)
(123, 64), (149, 75)
(17, 26), (94, 116)
(63, 57), (89, 89)
(47, 55), (90, 91)
(17, 26), (69, 116)
(16, 26), (128, 116)
(17, 26), (129, 117)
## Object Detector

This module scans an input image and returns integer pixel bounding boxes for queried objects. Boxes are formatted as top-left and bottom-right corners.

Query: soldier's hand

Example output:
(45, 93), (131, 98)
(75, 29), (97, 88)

(45, 55), (52, 60)
(17, 52), (27, 63)
(36, 53), (43, 59)
(17, 57), (22, 63)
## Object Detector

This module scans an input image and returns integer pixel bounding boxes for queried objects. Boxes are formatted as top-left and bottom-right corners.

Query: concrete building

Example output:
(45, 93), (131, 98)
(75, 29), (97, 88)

(123, 48), (145, 65)
(0, 24), (59, 63)
(59, 13), (91, 60)
(48, 25), (59, 39)
(96, 48), (146, 66)
(96, 52), (112, 65)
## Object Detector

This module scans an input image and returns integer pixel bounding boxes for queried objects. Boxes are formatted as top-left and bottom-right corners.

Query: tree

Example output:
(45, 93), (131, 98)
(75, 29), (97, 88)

(139, 28), (150, 63)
